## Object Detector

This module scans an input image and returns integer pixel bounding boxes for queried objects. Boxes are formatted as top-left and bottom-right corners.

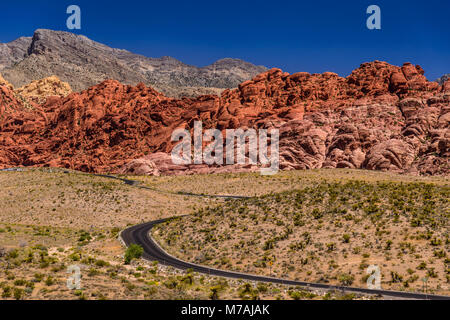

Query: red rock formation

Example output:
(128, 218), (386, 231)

(0, 61), (448, 175)
(443, 80), (450, 93)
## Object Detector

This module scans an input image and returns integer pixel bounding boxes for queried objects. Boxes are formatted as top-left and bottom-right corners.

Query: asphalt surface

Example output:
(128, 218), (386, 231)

(121, 218), (450, 300)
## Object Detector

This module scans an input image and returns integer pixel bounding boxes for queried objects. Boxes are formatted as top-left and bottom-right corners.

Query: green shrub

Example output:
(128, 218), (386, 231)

(45, 276), (55, 286)
(13, 279), (26, 286)
(1, 286), (12, 298)
(257, 283), (268, 293)
(338, 273), (354, 286)
(390, 271), (403, 283)
(209, 286), (220, 300)
(13, 288), (24, 300)
(95, 259), (109, 267)
(124, 244), (144, 264)
(342, 234), (351, 243)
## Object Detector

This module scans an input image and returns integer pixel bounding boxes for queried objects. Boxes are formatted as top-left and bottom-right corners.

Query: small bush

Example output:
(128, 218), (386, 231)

(338, 273), (354, 286)
(342, 234), (351, 243)
(124, 244), (144, 264)
(13, 288), (24, 300)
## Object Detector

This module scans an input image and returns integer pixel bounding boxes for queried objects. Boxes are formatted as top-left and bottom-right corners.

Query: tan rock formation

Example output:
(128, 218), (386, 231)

(15, 76), (72, 104)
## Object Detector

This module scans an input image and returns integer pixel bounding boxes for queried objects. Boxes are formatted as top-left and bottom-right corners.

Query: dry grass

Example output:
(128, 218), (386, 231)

(0, 168), (378, 300)
(0, 168), (218, 229)
(154, 178), (449, 296)
(0, 223), (364, 300)
(125, 168), (449, 197)
(1, 167), (446, 299)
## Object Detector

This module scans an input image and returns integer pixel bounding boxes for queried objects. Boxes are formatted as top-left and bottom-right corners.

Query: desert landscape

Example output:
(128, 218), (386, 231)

(154, 173), (449, 295)
(0, 36), (449, 176)
(0, 26), (449, 301)
(1, 168), (389, 300)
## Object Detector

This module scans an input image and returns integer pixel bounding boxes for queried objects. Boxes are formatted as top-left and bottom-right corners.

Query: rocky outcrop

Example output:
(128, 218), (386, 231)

(119, 156), (161, 176)
(364, 139), (416, 172)
(443, 80), (450, 93)
(0, 29), (267, 98)
(0, 84), (23, 116)
(15, 76), (72, 104)
(0, 61), (448, 176)
(119, 152), (259, 176)
(437, 74), (450, 85)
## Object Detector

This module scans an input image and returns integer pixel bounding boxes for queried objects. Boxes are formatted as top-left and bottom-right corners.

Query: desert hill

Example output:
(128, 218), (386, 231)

(154, 179), (449, 295)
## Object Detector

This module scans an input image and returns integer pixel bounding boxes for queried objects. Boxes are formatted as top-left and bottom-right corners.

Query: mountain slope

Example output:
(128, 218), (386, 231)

(0, 73), (13, 90)
(0, 36), (32, 70)
(0, 29), (267, 97)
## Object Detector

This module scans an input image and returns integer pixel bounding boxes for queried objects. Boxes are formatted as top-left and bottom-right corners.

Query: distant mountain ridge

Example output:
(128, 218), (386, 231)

(0, 29), (267, 97)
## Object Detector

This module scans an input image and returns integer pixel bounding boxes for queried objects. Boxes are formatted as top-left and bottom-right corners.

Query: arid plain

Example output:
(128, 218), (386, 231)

(0, 168), (448, 299)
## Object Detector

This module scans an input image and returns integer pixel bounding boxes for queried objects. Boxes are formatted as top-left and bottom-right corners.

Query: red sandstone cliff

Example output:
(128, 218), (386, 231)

(0, 61), (448, 175)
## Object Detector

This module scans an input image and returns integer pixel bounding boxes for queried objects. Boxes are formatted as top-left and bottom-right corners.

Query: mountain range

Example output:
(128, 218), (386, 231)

(0, 29), (267, 97)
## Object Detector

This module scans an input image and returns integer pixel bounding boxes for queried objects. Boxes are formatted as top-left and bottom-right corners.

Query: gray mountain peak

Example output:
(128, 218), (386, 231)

(0, 29), (267, 97)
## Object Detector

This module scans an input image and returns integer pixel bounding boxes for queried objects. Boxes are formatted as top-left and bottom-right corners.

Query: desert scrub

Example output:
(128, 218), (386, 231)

(154, 180), (449, 294)
(124, 244), (144, 264)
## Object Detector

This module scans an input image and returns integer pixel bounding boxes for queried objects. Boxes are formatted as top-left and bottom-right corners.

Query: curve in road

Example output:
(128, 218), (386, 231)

(6, 168), (447, 300)
(121, 218), (450, 300)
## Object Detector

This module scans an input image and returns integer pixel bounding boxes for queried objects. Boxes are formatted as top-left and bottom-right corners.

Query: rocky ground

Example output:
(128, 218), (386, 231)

(0, 60), (448, 176)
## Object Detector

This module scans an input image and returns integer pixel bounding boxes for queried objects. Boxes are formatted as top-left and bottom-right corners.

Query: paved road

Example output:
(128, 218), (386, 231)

(5, 168), (448, 300)
(121, 218), (450, 300)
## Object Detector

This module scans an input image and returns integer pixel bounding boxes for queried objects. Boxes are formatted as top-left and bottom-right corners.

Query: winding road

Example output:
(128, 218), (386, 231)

(121, 218), (450, 300)
(5, 168), (448, 300)
(95, 172), (449, 300)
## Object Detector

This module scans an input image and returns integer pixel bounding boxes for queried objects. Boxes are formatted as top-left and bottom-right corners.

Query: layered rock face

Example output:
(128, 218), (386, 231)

(0, 83), (23, 115)
(0, 61), (448, 175)
(0, 36), (31, 70)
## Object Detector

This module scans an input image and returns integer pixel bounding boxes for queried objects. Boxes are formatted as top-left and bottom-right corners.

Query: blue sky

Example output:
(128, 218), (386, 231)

(0, 0), (449, 80)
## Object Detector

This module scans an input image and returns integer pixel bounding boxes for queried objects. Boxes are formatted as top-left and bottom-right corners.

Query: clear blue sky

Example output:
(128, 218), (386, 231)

(1, 0), (449, 80)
